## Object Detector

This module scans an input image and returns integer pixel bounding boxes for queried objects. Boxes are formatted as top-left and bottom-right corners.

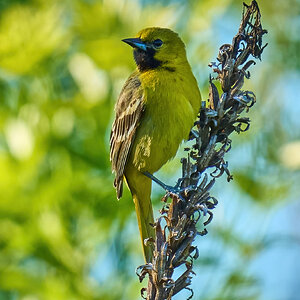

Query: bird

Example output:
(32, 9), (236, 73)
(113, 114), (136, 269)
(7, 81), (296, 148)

(110, 27), (201, 263)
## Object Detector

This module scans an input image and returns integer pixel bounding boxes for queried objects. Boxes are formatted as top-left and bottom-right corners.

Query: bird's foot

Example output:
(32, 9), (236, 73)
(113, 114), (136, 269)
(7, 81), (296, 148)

(143, 171), (180, 194)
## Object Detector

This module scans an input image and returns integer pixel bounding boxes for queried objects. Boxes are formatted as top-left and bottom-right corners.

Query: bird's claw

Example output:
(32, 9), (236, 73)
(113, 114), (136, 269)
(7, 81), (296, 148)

(165, 185), (180, 194)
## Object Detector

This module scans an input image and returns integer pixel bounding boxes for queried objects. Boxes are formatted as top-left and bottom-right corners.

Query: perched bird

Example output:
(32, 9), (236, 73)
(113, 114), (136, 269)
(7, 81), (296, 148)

(110, 27), (201, 263)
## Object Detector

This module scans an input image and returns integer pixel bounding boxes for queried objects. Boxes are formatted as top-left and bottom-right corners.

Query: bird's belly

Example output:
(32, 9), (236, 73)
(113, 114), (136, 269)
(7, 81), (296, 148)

(129, 96), (195, 173)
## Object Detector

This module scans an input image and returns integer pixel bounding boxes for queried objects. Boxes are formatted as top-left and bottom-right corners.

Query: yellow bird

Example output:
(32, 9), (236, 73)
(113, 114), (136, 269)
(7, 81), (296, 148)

(110, 27), (201, 263)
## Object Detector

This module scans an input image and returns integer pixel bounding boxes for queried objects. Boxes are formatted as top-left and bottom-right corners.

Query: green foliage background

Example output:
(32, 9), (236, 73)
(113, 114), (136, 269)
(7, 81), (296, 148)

(0, 0), (299, 299)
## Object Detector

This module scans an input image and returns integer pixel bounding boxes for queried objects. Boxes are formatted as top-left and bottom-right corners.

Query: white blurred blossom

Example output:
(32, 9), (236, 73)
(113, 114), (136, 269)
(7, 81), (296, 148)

(69, 53), (108, 103)
(280, 141), (300, 170)
(5, 119), (34, 160)
(52, 107), (75, 138)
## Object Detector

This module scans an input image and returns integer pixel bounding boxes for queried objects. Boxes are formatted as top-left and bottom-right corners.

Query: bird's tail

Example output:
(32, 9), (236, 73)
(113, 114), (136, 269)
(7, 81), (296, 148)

(132, 191), (155, 263)
(125, 168), (155, 263)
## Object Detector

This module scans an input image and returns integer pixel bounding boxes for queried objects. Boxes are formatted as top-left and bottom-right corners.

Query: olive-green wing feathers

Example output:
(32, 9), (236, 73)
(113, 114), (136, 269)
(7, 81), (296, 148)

(110, 73), (144, 199)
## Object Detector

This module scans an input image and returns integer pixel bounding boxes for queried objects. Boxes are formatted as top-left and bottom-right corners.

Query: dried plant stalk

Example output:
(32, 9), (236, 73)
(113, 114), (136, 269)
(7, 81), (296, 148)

(136, 1), (267, 299)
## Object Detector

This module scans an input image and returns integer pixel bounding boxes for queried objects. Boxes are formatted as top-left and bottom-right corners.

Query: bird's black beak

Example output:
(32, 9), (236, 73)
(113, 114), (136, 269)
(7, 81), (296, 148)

(122, 38), (148, 51)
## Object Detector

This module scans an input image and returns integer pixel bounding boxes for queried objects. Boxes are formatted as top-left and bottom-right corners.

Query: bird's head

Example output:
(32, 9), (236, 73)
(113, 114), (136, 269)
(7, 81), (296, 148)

(122, 27), (187, 72)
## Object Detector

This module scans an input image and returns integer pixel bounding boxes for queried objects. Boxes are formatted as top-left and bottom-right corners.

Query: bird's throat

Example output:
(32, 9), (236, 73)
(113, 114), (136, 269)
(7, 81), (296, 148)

(133, 48), (161, 72)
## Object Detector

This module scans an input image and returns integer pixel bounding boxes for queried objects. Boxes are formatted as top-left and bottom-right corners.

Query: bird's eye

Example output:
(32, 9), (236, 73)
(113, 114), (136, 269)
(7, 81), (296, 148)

(152, 39), (163, 48)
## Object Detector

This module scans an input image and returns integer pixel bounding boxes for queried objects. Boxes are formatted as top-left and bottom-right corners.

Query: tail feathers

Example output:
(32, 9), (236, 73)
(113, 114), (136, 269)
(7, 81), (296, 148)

(124, 166), (155, 263)
(133, 193), (155, 263)
(114, 177), (123, 200)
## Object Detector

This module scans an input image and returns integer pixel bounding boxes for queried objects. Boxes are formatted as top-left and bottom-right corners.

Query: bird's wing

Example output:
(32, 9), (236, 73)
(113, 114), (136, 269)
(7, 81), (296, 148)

(110, 73), (144, 199)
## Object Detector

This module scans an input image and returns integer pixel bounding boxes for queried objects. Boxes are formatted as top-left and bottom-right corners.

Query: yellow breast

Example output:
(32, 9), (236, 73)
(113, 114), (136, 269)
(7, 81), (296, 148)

(128, 66), (201, 173)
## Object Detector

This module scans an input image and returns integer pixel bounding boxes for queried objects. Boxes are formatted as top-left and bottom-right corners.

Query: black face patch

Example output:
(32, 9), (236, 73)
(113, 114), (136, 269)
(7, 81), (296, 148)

(133, 48), (161, 72)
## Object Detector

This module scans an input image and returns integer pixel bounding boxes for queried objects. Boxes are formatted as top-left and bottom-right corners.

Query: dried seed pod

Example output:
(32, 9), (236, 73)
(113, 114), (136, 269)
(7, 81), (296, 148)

(209, 77), (220, 110)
